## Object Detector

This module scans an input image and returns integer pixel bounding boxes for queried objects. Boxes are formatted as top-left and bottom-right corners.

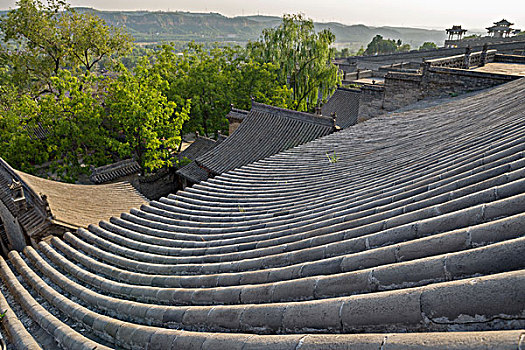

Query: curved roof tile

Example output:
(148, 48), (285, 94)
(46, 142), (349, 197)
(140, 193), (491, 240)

(196, 102), (335, 175)
(321, 87), (360, 129)
(1, 78), (525, 349)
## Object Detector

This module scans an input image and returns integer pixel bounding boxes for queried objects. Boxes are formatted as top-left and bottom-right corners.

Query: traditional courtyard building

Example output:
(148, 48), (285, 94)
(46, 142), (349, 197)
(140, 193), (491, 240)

(177, 102), (336, 186)
(0, 77), (524, 348)
(487, 19), (515, 38)
(446, 25), (467, 40)
(0, 158), (147, 256)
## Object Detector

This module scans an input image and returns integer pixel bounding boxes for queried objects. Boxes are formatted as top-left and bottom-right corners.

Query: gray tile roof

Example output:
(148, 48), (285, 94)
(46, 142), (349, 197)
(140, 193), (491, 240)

(321, 87), (360, 129)
(196, 102), (336, 175)
(90, 159), (141, 184)
(176, 161), (211, 184)
(1, 78), (525, 349)
(226, 107), (249, 121)
(178, 136), (218, 162)
(177, 135), (227, 184)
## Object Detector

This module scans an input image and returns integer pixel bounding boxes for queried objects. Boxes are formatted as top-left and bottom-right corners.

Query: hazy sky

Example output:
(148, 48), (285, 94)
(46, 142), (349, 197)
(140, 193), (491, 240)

(1, 0), (524, 30)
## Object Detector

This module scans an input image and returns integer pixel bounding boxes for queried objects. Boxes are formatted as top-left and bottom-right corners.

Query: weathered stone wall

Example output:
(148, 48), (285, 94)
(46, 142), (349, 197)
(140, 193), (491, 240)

(445, 36), (525, 48)
(494, 53), (525, 64)
(344, 40), (525, 69)
(426, 50), (496, 69)
(357, 85), (384, 122)
(133, 168), (178, 200)
(358, 61), (522, 120)
(420, 66), (519, 99)
(378, 62), (421, 74)
(382, 73), (422, 111)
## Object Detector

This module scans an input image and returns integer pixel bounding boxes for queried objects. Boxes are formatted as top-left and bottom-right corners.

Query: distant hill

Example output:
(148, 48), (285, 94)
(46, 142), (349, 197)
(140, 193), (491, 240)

(0, 8), (448, 49)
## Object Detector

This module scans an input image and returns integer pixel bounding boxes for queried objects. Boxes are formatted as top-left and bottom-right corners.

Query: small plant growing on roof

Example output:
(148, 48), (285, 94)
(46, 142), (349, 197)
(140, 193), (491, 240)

(238, 205), (246, 213)
(0, 310), (6, 320)
(326, 151), (339, 164)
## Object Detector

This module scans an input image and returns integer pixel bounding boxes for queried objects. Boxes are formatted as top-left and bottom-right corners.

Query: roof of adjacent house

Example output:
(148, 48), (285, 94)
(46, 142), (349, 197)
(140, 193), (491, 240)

(177, 135), (227, 184)
(321, 87), (361, 129)
(226, 107), (249, 122)
(89, 159), (142, 184)
(176, 161), (211, 184)
(178, 136), (220, 162)
(196, 102), (336, 176)
(16, 171), (148, 229)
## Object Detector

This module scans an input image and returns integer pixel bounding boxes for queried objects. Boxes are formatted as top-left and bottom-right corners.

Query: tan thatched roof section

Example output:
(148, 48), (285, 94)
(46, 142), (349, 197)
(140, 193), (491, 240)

(16, 171), (147, 229)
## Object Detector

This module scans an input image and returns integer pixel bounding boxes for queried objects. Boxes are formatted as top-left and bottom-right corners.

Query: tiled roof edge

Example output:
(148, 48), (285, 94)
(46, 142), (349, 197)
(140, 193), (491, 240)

(251, 102), (335, 128)
(227, 108), (249, 121)
(336, 87), (362, 93)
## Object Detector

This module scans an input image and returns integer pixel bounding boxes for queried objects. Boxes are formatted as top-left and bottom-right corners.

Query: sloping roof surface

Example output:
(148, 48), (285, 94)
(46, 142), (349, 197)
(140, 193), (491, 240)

(176, 161), (211, 184)
(90, 159), (141, 184)
(177, 135), (227, 184)
(321, 87), (360, 129)
(178, 136), (218, 162)
(17, 172), (147, 228)
(196, 102), (335, 175)
(1, 79), (525, 349)
(226, 107), (249, 121)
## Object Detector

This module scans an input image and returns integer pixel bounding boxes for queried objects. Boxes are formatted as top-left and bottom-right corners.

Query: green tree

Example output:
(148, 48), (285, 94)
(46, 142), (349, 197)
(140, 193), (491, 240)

(0, 83), (48, 173)
(105, 59), (190, 172)
(248, 14), (341, 112)
(232, 57), (292, 111)
(36, 71), (109, 181)
(355, 46), (366, 56)
(62, 10), (132, 72)
(0, 70), (108, 181)
(419, 42), (438, 50)
(152, 43), (291, 136)
(398, 43), (411, 52)
(365, 35), (412, 55)
(0, 0), (131, 95)
(365, 35), (398, 55)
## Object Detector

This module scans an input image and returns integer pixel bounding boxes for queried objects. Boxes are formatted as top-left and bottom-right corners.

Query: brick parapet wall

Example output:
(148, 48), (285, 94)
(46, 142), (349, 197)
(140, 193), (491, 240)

(426, 50), (496, 69)
(357, 60), (522, 120)
(445, 36), (525, 48)
(343, 40), (525, 68)
(494, 54), (525, 64)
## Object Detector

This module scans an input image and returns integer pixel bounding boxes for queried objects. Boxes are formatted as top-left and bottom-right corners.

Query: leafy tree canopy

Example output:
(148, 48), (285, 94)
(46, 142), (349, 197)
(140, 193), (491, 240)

(106, 59), (190, 171)
(0, 5), (344, 181)
(0, 0), (132, 96)
(153, 42), (292, 137)
(0, 0), (184, 181)
(364, 35), (411, 55)
(247, 14), (341, 112)
(419, 42), (438, 50)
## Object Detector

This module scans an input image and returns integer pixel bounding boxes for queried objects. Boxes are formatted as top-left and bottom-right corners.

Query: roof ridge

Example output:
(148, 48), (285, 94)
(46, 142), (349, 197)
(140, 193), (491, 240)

(91, 159), (139, 174)
(195, 135), (217, 142)
(251, 102), (335, 128)
(335, 86), (361, 93)
(230, 107), (249, 114)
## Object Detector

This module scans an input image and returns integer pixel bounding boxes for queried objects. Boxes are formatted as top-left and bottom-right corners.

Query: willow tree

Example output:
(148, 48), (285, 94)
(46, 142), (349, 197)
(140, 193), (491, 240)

(248, 14), (341, 112)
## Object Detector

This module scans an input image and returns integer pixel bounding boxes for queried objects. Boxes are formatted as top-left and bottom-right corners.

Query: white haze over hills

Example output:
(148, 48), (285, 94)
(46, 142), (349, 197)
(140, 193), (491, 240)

(0, 0), (524, 30)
